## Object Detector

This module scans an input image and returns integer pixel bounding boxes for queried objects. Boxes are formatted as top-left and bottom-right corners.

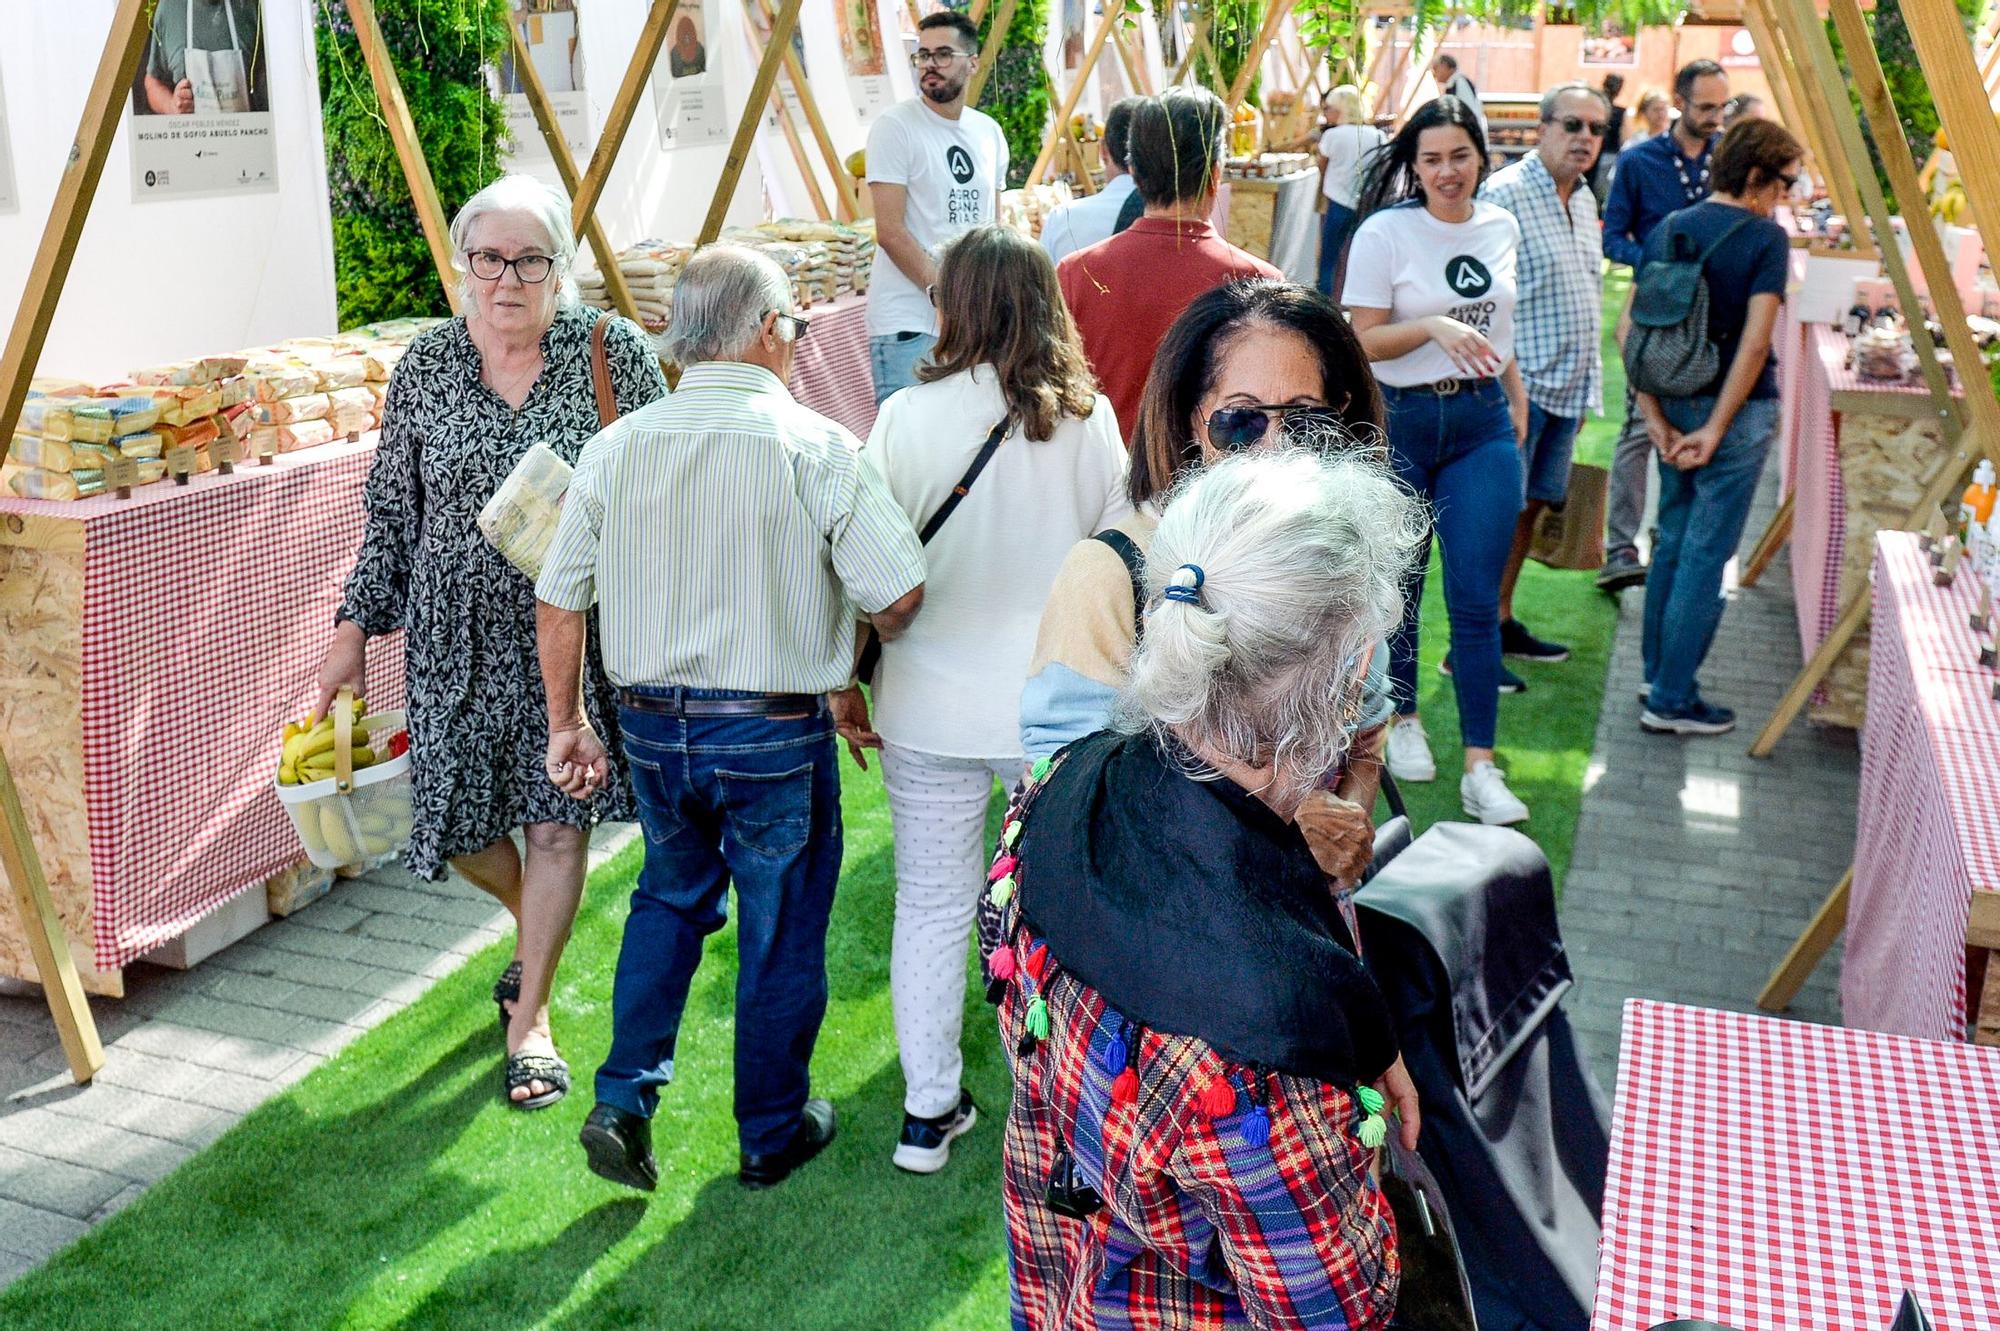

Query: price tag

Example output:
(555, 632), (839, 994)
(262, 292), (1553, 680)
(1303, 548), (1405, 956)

(166, 445), (196, 485)
(103, 454), (139, 499)
(212, 436), (240, 474)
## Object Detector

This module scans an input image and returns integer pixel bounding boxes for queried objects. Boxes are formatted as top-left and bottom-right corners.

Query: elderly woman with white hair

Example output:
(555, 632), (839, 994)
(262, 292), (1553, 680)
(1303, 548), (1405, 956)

(318, 174), (668, 1110)
(1316, 83), (1386, 296)
(983, 448), (1424, 1330)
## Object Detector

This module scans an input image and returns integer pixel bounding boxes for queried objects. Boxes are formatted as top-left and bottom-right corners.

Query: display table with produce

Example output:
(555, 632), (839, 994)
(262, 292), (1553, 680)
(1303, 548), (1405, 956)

(0, 438), (406, 994)
(1218, 163), (1319, 287)
(1842, 531), (2000, 1043)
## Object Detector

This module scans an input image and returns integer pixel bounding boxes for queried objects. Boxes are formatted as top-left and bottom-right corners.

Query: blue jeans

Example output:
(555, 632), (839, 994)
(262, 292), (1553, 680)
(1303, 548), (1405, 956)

(869, 330), (937, 405)
(1642, 397), (1780, 713)
(1520, 402), (1581, 506)
(1317, 200), (1357, 296)
(597, 688), (843, 1156)
(1383, 381), (1524, 750)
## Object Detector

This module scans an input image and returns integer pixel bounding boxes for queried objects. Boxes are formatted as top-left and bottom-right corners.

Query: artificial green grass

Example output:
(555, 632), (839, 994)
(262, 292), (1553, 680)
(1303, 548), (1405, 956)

(0, 276), (1635, 1331)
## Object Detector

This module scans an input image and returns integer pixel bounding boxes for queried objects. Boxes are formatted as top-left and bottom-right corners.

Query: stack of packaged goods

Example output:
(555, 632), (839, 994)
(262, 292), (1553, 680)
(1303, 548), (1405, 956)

(754, 219), (877, 296)
(1000, 183), (1074, 240)
(576, 240), (693, 331)
(1, 320), (436, 501)
(719, 230), (838, 307)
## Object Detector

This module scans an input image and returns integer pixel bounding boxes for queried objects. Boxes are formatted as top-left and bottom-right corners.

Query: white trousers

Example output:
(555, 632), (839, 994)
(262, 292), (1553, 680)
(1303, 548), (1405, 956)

(881, 742), (1021, 1118)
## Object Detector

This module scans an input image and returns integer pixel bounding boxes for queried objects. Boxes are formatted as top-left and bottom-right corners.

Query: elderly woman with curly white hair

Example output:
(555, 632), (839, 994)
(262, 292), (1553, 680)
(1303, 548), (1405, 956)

(983, 448), (1426, 1329)
(315, 174), (668, 1109)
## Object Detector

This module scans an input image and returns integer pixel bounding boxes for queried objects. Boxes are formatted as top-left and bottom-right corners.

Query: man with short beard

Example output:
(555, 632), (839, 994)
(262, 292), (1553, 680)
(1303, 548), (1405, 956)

(864, 11), (1009, 404)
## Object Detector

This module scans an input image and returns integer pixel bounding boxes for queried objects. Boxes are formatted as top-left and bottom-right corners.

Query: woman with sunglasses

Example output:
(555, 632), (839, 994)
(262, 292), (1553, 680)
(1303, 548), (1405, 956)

(1343, 96), (1532, 828)
(1021, 279), (1396, 890)
(317, 175), (667, 1109)
(851, 224), (1130, 1174)
(1628, 120), (1802, 736)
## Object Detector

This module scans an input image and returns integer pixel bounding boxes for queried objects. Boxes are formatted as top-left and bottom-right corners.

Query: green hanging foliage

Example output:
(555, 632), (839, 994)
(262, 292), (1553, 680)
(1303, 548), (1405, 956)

(315, 0), (511, 327)
(1190, 0), (1266, 106)
(974, 0), (1054, 187)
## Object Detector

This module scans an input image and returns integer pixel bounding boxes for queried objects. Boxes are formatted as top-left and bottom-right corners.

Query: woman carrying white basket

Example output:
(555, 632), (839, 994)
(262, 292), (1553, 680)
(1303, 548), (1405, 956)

(314, 175), (667, 1110)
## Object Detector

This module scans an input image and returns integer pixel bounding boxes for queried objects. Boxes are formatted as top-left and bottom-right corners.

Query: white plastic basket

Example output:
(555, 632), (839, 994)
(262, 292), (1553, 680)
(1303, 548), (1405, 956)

(273, 689), (415, 870)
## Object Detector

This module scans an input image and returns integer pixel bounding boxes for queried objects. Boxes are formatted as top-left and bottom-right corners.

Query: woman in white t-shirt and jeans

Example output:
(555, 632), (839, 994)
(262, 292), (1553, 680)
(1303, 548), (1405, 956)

(855, 224), (1130, 1174)
(1315, 83), (1387, 296)
(1343, 96), (1532, 827)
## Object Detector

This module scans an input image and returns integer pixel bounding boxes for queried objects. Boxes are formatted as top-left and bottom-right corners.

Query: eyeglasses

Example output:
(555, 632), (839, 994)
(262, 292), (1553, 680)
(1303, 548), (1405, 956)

(466, 250), (556, 284)
(1550, 115), (1610, 137)
(911, 47), (970, 68)
(1206, 404), (1345, 450)
(769, 311), (813, 342)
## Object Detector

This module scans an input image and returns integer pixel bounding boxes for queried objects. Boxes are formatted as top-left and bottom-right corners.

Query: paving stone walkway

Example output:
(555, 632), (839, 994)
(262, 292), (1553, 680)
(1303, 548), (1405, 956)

(0, 823), (635, 1287)
(1558, 464), (1859, 1089)
(0, 465), (1865, 1292)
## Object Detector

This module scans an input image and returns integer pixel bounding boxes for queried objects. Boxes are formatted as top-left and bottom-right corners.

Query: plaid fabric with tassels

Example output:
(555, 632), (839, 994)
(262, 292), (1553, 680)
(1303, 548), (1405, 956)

(995, 930), (1401, 1330)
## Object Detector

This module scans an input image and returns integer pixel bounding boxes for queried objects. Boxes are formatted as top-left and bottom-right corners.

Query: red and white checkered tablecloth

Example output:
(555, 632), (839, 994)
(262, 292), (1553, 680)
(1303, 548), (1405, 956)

(1843, 532), (2000, 1040)
(1789, 325), (1847, 667)
(1594, 1000), (2000, 1331)
(788, 293), (878, 441)
(1, 440), (405, 968)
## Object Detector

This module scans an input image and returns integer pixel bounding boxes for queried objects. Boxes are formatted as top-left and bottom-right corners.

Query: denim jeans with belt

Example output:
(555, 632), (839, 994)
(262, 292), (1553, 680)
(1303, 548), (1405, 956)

(1382, 379), (1524, 750)
(596, 687), (843, 1157)
(1642, 396), (1780, 713)
(869, 330), (937, 406)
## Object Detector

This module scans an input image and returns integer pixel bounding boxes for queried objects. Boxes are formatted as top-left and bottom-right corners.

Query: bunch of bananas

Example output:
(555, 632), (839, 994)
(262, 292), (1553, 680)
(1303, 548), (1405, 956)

(277, 697), (378, 787)
(1933, 182), (1971, 225)
(297, 795), (414, 865)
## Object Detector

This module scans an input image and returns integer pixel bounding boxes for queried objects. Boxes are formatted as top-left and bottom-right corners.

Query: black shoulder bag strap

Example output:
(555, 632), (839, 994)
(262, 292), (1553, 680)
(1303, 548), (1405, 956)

(856, 415), (1012, 683)
(1092, 528), (1147, 638)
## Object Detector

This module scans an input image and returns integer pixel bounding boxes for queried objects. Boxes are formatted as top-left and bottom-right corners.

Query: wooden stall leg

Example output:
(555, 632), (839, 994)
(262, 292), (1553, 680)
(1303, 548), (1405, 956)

(1757, 866), (1852, 1012)
(1975, 950), (2000, 1046)
(0, 746), (102, 1084)
(1739, 490), (1795, 589)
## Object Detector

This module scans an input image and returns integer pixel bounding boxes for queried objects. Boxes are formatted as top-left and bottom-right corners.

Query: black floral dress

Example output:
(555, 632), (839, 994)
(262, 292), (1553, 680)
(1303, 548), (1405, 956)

(339, 306), (669, 880)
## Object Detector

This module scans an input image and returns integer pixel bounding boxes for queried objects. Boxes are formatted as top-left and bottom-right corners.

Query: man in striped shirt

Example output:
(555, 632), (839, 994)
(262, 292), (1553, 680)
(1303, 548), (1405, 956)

(536, 246), (926, 1193)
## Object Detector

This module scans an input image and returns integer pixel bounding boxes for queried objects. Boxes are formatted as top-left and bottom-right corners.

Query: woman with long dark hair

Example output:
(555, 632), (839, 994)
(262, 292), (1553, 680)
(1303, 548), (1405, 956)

(858, 223), (1130, 1174)
(1344, 95), (1533, 827)
(1021, 279), (1396, 888)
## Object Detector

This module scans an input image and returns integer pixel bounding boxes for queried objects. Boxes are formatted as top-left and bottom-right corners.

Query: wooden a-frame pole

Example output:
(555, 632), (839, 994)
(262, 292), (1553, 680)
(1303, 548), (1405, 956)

(349, 0), (461, 311)
(1028, 2), (1125, 186)
(1749, 0), (1875, 258)
(967, 0), (1021, 110)
(698, 0), (806, 244)
(750, 0), (862, 220)
(1223, 0), (1296, 113)
(575, 0), (682, 236)
(507, 22), (651, 324)
(734, 3), (835, 222)
(1748, 0), (2000, 759)
(0, 0), (150, 1085)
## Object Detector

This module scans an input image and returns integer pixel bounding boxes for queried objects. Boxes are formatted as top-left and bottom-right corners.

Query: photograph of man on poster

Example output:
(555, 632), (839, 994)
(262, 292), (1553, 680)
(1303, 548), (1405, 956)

(669, 14), (709, 78)
(133, 0), (271, 116)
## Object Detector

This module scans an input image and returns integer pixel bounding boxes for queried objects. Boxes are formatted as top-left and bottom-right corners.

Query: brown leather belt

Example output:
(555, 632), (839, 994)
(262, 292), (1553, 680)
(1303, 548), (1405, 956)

(1399, 377), (1494, 396)
(616, 690), (823, 718)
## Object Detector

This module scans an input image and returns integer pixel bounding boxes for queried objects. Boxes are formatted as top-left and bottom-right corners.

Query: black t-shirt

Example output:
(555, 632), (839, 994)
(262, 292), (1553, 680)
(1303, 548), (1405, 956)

(1641, 200), (1791, 399)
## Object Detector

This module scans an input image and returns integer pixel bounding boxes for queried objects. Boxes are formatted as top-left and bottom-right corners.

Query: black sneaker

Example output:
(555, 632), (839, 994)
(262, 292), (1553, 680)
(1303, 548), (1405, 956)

(891, 1089), (979, 1175)
(1500, 617), (1570, 662)
(1641, 699), (1738, 735)
(1439, 653), (1526, 694)
(1596, 550), (1648, 593)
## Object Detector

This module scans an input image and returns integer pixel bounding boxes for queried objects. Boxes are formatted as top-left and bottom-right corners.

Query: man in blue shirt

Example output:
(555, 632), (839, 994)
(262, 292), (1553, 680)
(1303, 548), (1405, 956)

(1597, 58), (1729, 591)
(1040, 98), (1142, 264)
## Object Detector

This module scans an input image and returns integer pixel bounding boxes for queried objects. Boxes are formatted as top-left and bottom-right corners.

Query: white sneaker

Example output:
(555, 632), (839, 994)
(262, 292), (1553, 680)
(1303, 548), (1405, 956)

(1385, 718), (1437, 782)
(1461, 761), (1529, 826)
(892, 1090), (978, 1174)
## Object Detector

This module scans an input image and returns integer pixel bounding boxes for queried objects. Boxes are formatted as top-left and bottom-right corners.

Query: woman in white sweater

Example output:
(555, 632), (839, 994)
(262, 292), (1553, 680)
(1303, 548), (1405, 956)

(855, 224), (1130, 1174)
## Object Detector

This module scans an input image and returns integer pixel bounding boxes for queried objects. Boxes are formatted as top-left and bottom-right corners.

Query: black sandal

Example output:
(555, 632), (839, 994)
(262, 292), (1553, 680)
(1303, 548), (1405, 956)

(492, 960), (523, 1037)
(505, 1051), (570, 1111)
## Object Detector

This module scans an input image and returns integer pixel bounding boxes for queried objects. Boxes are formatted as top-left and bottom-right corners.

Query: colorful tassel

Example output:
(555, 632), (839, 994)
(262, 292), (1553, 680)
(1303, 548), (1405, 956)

(1197, 1077), (1239, 1120)
(1239, 1105), (1271, 1148)
(987, 855), (1018, 882)
(1025, 994), (1050, 1040)
(1103, 1026), (1128, 1076)
(1024, 942), (1050, 982)
(988, 945), (1017, 981)
(989, 876), (1015, 907)
(1358, 1114), (1388, 1149)
(1110, 1066), (1139, 1105)
(1003, 820), (1022, 849)
(1031, 757), (1052, 782)
(1356, 1085), (1385, 1116)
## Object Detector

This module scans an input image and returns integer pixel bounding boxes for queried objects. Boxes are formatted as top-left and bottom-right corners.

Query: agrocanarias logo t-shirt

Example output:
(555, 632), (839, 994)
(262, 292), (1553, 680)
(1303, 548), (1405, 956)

(1343, 200), (1521, 388)
(862, 100), (1010, 336)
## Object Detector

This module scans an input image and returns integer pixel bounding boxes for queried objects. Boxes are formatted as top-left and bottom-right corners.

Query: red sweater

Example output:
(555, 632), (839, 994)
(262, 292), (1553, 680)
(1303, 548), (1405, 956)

(1057, 217), (1282, 443)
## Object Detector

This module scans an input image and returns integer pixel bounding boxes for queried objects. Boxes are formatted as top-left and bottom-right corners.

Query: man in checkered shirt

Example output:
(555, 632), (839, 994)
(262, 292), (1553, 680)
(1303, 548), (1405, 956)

(1482, 81), (1608, 675)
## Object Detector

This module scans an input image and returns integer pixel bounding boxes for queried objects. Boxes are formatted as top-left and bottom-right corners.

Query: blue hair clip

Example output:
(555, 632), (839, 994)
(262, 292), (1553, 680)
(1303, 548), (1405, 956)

(1162, 564), (1205, 605)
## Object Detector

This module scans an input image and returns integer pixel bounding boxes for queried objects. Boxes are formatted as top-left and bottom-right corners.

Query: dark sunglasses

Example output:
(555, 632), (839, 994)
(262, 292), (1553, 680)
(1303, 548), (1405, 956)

(770, 311), (812, 342)
(1206, 404), (1345, 450)
(1550, 115), (1610, 137)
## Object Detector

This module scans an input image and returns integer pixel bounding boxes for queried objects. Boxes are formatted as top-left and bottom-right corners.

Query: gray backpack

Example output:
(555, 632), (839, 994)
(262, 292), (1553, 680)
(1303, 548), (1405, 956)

(1622, 210), (1753, 397)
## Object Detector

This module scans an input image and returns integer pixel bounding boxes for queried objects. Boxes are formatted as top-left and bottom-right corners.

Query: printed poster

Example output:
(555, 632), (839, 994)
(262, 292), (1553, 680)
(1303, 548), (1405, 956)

(0, 68), (16, 214)
(651, 0), (730, 149)
(129, 0), (279, 199)
(503, 0), (590, 157)
(838, 0), (895, 122)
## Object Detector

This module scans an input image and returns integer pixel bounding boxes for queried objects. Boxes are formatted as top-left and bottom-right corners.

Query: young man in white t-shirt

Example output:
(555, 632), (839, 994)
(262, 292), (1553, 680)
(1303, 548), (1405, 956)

(864, 12), (1010, 405)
